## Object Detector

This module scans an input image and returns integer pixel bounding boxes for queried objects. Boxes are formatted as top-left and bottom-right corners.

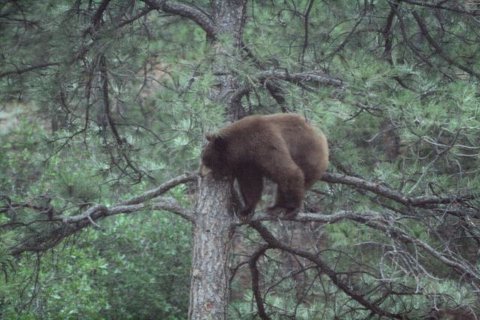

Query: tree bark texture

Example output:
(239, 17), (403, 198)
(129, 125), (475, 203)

(211, 0), (247, 121)
(188, 1), (247, 319)
(188, 175), (235, 320)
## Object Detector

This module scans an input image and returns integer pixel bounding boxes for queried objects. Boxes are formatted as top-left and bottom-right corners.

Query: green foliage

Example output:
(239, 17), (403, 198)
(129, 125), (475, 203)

(1, 0), (480, 318)
(92, 212), (191, 319)
(0, 246), (110, 319)
(0, 105), (192, 319)
(0, 212), (191, 319)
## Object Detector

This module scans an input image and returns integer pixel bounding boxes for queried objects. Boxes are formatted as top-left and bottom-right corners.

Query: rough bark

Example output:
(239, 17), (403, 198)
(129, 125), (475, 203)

(210, 0), (247, 121)
(188, 175), (235, 320)
(187, 1), (247, 319)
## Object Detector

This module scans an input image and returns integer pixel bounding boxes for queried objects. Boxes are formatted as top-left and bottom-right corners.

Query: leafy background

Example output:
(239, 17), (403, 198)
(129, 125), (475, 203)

(1, 0), (480, 319)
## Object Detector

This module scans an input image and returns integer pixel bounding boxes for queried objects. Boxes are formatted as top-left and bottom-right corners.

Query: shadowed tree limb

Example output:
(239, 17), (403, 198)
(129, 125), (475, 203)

(249, 208), (480, 286)
(249, 220), (404, 319)
(248, 245), (271, 320)
(411, 10), (480, 79)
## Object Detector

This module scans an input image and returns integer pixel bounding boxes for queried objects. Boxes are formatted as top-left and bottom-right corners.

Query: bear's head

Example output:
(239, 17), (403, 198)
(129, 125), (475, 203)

(201, 133), (230, 178)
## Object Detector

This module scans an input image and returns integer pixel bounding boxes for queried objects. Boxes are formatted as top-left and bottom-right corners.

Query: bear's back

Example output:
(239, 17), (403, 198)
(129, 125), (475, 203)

(272, 115), (328, 182)
(217, 114), (328, 181)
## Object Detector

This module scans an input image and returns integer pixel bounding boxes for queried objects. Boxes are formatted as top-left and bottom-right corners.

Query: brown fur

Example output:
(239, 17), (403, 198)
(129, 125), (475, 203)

(201, 113), (329, 218)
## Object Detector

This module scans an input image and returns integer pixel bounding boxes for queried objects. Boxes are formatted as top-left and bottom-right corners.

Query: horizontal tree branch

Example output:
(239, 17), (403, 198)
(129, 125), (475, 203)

(230, 69), (344, 106)
(0, 62), (60, 78)
(61, 196), (195, 224)
(7, 168), (475, 258)
(251, 208), (480, 299)
(364, 217), (480, 284)
(256, 70), (344, 87)
(8, 173), (197, 256)
(291, 209), (478, 285)
(121, 172), (197, 205)
(322, 172), (476, 210)
(399, 0), (477, 15)
(248, 209), (378, 225)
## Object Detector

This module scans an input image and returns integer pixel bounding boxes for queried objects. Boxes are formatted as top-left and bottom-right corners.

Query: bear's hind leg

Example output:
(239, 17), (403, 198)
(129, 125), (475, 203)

(266, 164), (304, 218)
(236, 166), (264, 219)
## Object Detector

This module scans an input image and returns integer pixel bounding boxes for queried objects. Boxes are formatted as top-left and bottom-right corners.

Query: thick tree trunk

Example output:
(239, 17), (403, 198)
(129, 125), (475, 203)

(210, 0), (247, 121)
(188, 1), (247, 319)
(188, 175), (235, 319)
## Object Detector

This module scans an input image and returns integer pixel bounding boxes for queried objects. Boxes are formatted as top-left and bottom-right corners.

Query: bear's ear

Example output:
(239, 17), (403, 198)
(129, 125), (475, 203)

(206, 133), (216, 142)
(206, 133), (227, 150)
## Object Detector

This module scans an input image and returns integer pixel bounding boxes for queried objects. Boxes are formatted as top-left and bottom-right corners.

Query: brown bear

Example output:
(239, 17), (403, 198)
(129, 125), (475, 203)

(201, 113), (329, 218)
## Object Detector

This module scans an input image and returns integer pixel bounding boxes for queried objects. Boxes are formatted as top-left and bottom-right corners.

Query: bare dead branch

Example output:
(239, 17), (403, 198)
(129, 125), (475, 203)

(249, 220), (404, 319)
(81, 0), (117, 38)
(152, 198), (196, 222)
(325, 15), (364, 60)
(99, 54), (147, 180)
(121, 172), (197, 205)
(115, 7), (153, 29)
(300, 0), (315, 68)
(7, 173), (197, 256)
(364, 218), (480, 284)
(61, 204), (109, 223)
(393, 4), (435, 68)
(322, 172), (476, 211)
(143, 0), (216, 39)
(248, 245), (271, 320)
(251, 209), (480, 286)
(257, 70), (344, 88)
(383, 0), (400, 63)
